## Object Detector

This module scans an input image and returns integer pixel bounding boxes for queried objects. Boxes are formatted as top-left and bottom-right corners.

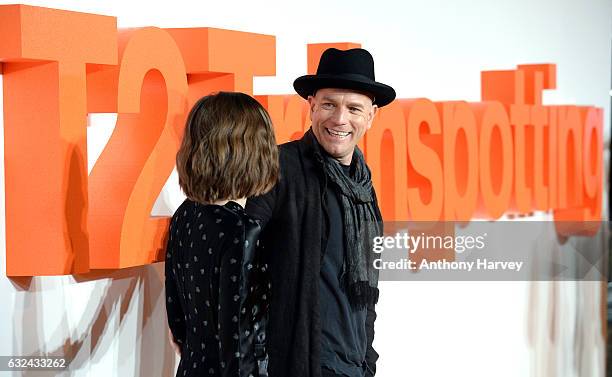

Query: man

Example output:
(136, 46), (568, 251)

(246, 48), (396, 377)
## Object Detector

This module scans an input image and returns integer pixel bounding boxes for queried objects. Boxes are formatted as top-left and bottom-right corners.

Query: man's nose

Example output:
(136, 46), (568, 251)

(330, 108), (349, 124)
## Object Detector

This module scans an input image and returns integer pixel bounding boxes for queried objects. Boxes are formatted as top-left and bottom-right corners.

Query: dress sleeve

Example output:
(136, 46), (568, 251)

(165, 218), (186, 352)
(217, 214), (269, 376)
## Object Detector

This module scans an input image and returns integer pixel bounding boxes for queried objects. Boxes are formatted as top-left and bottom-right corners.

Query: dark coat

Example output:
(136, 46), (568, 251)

(246, 130), (379, 377)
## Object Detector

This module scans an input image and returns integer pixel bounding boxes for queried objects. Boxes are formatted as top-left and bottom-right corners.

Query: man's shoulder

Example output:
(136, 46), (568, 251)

(276, 137), (319, 184)
(278, 138), (310, 166)
(278, 139), (301, 155)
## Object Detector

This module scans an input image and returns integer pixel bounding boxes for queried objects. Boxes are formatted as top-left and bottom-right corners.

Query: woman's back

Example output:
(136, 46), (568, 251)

(166, 91), (278, 377)
(165, 199), (269, 377)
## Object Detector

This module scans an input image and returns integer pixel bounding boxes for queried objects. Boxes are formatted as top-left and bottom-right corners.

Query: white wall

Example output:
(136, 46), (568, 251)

(1, 1), (610, 376)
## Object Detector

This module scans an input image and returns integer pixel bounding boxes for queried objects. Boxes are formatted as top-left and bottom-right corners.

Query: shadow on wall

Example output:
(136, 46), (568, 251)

(6, 133), (183, 375)
(10, 263), (179, 377)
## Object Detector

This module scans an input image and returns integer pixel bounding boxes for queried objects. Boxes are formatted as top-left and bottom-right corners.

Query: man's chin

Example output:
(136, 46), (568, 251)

(321, 145), (353, 162)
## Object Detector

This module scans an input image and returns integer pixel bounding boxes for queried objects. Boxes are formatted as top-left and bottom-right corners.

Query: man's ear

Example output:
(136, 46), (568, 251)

(307, 96), (315, 122)
(307, 96), (317, 121)
(307, 95), (316, 112)
(367, 105), (379, 129)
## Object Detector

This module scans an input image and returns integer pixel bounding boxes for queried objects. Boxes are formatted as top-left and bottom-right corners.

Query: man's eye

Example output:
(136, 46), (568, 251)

(349, 107), (362, 113)
(321, 103), (334, 109)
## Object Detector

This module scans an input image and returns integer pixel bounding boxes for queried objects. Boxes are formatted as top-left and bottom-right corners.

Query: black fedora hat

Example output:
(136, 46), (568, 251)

(293, 48), (396, 107)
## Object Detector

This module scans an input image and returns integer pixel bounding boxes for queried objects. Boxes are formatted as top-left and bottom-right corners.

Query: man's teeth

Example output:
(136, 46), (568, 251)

(327, 129), (350, 137)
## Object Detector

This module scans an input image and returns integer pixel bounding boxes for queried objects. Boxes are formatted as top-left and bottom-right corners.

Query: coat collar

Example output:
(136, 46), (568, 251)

(300, 128), (323, 163)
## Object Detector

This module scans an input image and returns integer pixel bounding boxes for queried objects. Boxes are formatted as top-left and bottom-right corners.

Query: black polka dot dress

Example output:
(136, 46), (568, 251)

(165, 199), (270, 377)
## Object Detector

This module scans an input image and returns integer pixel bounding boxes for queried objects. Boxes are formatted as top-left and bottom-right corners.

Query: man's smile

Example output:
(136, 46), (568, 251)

(325, 127), (352, 139)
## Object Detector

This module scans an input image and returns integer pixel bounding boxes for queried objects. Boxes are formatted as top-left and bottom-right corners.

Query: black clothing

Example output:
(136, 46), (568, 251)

(246, 130), (380, 377)
(312, 134), (382, 310)
(165, 200), (269, 377)
(320, 165), (367, 377)
(321, 366), (350, 377)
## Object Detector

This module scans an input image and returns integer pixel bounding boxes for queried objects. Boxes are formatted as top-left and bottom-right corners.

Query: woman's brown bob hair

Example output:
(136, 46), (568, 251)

(176, 92), (279, 204)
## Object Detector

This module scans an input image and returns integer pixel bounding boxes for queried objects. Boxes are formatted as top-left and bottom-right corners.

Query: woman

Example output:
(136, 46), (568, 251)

(165, 92), (279, 377)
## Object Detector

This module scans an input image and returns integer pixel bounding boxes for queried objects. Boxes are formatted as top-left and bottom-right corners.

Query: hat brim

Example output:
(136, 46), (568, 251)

(293, 74), (396, 107)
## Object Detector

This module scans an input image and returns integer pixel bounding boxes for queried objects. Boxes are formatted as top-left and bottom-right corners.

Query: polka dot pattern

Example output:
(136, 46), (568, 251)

(165, 199), (270, 377)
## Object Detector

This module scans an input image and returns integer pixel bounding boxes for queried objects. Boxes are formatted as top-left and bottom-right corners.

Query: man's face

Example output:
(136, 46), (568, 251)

(308, 88), (378, 165)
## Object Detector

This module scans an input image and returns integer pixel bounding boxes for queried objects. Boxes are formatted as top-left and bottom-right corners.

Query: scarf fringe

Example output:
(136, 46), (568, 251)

(346, 281), (379, 310)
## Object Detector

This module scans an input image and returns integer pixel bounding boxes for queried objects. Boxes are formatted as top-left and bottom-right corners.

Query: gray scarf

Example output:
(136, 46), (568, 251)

(308, 130), (382, 309)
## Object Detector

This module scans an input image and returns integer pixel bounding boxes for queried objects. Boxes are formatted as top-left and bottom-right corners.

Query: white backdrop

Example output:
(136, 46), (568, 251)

(1, 1), (611, 376)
